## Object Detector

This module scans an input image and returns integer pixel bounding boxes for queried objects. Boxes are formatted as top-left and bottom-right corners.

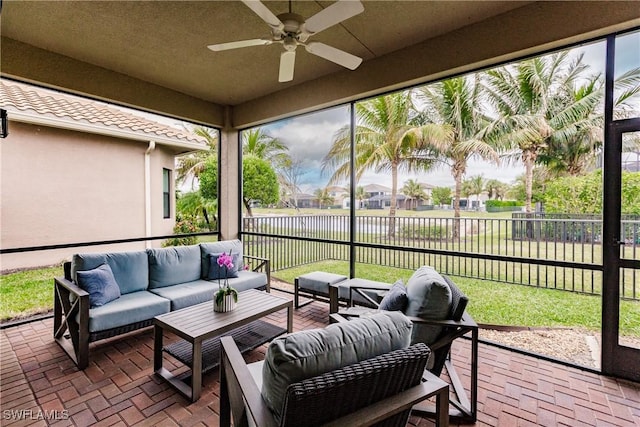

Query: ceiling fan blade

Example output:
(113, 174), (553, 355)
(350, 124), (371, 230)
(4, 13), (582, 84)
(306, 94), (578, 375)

(304, 0), (364, 34)
(241, 0), (284, 30)
(279, 51), (296, 82)
(208, 38), (271, 52)
(305, 42), (362, 70)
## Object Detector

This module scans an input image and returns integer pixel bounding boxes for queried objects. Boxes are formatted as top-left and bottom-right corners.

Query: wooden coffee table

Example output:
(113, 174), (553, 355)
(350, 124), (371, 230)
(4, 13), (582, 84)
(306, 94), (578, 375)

(154, 289), (293, 402)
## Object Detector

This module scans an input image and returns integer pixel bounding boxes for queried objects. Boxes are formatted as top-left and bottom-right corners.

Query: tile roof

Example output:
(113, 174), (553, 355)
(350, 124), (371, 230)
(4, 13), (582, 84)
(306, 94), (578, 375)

(1, 79), (208, 145)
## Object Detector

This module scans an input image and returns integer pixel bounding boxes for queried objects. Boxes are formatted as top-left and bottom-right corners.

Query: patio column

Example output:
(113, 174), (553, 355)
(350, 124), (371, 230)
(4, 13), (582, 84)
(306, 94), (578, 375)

(219, 107), (240, 240)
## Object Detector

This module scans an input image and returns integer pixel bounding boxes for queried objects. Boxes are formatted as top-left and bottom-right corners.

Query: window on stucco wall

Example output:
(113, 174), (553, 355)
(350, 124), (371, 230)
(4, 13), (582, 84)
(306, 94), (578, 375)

(163, 168), (171, 218)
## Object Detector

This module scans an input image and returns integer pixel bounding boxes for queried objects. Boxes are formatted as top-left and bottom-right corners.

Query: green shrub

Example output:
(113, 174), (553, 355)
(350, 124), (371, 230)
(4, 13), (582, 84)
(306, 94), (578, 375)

(400, 225), (450, 240)
(163, 219), (198, 247)
(486, 200), (524, 212)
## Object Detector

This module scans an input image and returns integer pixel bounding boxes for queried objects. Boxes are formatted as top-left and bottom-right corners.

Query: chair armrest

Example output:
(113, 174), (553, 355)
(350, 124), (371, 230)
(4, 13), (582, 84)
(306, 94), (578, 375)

(54, 276), (89, 298)
(220, 336), (277, 427)
(243, 255), (271, 291)
(329, 313), (350, 324)
(404, 312), (478, 329)
(323, 380), (448, 427)
(347, 285), (390, 307)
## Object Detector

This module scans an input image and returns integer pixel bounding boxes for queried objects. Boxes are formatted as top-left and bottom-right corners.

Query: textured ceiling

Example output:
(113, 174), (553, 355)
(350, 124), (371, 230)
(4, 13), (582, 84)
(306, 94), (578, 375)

(1, 1), (528, 106)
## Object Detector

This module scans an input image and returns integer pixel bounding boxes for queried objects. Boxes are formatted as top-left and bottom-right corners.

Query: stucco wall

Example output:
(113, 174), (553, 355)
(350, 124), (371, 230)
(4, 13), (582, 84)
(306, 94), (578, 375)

(0, 121), (176, 270)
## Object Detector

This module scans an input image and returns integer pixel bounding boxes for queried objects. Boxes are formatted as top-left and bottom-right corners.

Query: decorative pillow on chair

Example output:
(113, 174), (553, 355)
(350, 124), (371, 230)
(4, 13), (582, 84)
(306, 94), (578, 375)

(378, 280), (408, 311)
(404, 266), (452, 345)
(76, 263), (121, 308)
(207, 253), (240, 280)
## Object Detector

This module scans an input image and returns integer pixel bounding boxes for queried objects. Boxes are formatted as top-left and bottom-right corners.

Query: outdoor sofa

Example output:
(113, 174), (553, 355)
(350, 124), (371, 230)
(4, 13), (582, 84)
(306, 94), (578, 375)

(53, 239), (270, 369)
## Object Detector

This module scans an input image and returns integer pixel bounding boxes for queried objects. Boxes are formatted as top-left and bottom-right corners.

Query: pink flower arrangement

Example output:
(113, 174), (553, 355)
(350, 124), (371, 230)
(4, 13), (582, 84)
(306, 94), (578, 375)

(217, 252), (235, 271)
(215, 251), (238, 304)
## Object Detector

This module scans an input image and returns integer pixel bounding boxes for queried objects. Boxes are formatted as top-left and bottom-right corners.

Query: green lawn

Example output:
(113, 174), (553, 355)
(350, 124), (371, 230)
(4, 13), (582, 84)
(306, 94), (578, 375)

(2, 261), (638, 338)
(1, 266), (61, 321)
(272, 260), (640, 337)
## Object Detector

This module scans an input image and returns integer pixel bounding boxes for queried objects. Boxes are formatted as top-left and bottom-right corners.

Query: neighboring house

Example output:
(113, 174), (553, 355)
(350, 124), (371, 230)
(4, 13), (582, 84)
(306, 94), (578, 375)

(455, 191), (491, 211)
(326, 185), (348, 207)
(292, 193), (319, 209)
(0, 80), (207, 271)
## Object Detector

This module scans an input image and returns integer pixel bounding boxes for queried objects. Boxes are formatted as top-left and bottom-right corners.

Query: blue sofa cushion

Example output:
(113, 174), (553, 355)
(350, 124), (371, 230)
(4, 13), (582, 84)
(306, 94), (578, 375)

(148, 279), (217, 311)
(83, 291), (170, 333)
(71, 251), (148, 295)
(261, 311), (412, 419)
(207, 252), (240, 280)
(227, 271), (266, 292)
(76, 263), (121, 308)
(200, 240), (243, 279)
(379, 280), (408, 312)
(404, 266), (452, 345)
(147, 245), (201, 288)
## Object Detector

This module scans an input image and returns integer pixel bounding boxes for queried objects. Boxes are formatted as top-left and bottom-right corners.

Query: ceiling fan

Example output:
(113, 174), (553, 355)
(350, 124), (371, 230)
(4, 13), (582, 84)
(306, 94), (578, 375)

(208, 0), (364, 82)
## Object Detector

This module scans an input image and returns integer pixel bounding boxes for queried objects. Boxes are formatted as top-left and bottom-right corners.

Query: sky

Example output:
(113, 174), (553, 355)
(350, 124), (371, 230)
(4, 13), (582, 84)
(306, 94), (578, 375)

(257, 33), (639, 194)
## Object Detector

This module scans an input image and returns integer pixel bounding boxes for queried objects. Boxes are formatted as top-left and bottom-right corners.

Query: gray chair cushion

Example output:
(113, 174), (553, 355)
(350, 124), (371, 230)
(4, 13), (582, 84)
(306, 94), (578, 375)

(200, 240), (244, 279)
(261, 311), (412, 419)
(71, 250), (149, 295)
(147, 245), (201, 288)
(379, 280), (408, 311)
(404, 266), (452, 345)
(297, 271), (348, 294)
(84, 290), (170, 333)
(76, 263), (121, 308)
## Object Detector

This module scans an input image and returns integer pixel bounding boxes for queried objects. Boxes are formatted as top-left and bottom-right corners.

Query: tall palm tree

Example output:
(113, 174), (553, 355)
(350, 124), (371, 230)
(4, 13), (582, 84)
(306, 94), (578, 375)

(176, 126), (218, 189)
(323, 91), (449, 237)
(539, 67), (640, 177)
(418, 75), (499, 236)
(483, 51), (599, 212)
(401, 178), (426, 210)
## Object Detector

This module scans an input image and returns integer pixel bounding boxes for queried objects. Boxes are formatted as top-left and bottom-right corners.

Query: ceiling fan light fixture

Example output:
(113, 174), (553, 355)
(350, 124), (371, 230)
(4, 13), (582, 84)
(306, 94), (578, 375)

(283, 36), (297, 52)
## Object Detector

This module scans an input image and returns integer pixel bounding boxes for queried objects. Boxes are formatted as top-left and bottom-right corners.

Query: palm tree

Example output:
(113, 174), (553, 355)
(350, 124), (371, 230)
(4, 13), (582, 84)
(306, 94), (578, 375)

(313, 188), (334, 209)
(418, 75), (499, 236)
(355, 185), (367, 209)
(242, 128), (290, 166)
(401, 179), (426, 210)
(176, 191), (218, 231)
(485, 179), (509, 200)
(466, 175), (485, 209)
(176, 126), (218, 189)
(539, 67), (640, 177)
(537, 75), (603, 177)
(323, 91), (449, 237)
(483, 51), (601, 212)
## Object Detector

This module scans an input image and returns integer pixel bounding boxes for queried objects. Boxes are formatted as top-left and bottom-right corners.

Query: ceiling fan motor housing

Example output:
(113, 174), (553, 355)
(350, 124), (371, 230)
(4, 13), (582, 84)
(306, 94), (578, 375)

(276, 13), (305, 38)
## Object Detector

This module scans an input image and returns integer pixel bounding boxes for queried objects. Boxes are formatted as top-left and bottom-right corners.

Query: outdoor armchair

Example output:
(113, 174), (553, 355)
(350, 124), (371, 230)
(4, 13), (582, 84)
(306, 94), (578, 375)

(330, 267), (478, 423)
(219, 312), (450, 427)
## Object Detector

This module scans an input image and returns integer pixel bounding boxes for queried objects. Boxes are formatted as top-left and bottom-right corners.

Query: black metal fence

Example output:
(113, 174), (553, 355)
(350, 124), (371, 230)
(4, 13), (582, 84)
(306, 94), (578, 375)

(243, 214), (639, 301)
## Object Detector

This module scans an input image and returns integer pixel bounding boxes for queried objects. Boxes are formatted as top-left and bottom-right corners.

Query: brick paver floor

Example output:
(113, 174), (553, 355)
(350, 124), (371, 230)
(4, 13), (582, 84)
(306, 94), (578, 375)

(1, 290), (639, 426)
